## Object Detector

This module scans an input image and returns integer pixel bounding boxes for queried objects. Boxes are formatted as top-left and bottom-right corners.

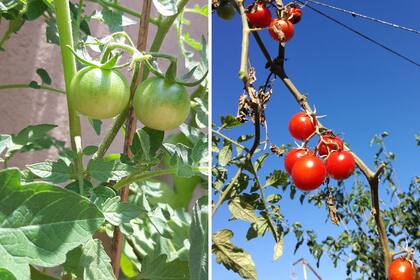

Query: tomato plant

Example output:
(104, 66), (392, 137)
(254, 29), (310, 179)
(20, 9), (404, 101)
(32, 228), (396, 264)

(288, 112), (315, 141)
(291, 155), (326, 191)
(134, 77), (191, 131)
(388, 257), (417, 280)
(269, 18), (294, 42)
(70, 66), (130, 119)
(325, 150), (355, 180)
(246, 2), (272, 28)
(0, 0), (209, 279)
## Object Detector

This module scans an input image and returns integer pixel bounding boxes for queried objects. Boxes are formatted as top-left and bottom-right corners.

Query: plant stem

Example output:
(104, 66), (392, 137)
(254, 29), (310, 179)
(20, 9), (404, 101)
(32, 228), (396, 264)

(212, 167), (242, 216)
(113, 167), (207, 191)
(212, 129), (247, 151)
(110, 0), (152, 276)
(73, 0), (84, 47)
(53, 0), (84, 193)
(0, 83), (65, 94)
(235, 0), (250, 82)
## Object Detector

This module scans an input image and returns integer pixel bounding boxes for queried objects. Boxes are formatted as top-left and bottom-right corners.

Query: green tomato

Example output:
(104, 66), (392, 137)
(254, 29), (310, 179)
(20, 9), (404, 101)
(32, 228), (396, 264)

(70, 66), (130, 119)
(134, 77), (191, 131)
(217, 1), (236, 20)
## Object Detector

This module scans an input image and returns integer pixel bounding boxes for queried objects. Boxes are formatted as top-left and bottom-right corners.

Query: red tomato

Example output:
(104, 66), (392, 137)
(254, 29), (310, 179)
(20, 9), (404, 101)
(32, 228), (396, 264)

(388, 257), (417, 280)
(269, 18), (294, 42)
(317, 135), (344, 156)
(288, 7), (302, 23)
(284, 148), (314, 174)
(291, 155), (326, 191)
(246, 3), (272, 28)
(325, 151), (355, 180)
(288, 112), (315, 141)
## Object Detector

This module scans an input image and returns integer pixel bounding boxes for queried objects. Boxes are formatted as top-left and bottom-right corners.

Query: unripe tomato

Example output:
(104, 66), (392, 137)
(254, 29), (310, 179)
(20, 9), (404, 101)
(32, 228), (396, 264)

(246, 3), (272, 28)
(291, 155), (326, 191)
(317, 135), (344, 156)
(70, 66), (130, 119)
(134, 77), (191, 131)
(269, 18), (294, 42)
(388, 257), (417, 280)
(325, 151), (355, 180)
(288, 7), (302, 24)
(288, 112), (315, 141)
(284, 148), (314, 174)
(217, 1), (236, 20)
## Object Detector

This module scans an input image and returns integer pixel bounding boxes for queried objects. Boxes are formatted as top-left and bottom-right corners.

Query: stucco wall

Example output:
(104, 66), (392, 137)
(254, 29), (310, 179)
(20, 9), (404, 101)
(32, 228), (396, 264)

(0, 0), (207, 170)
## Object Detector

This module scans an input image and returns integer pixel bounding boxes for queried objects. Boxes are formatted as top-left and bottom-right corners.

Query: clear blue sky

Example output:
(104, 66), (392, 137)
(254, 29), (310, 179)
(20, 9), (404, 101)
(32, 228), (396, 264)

(212, 0), (420, 279)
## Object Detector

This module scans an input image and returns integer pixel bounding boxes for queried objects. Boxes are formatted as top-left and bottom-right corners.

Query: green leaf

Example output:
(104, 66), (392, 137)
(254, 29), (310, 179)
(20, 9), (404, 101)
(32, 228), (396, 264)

(12, 124), (56, 145)
(189, 4), (208, 16)
(83, 145), (98, 156)
(189, 197), (208, 280)
(87, 159), (134, 182)
(120, 253), (139, 278)
(272, 237), (284, 261)
(26, 0), (48, 21)
(30, 266), (59, 280)
(0, 134), (12, 154)
(28, 81), (41, 89)
(220, 115), (241, 129)
(152, 0), (177, 16)
(36, 68), (51, 85)
(192, 97), (208, 129)
(265, 170), (289, 188)
(100, 197), (142, 226)
(80, 239), (116, 280)
(218, 144), (232, 166)
(228, 196), (258, 223)
(26, 160), (73, 183)
(46, 18), (59, 45)
(0, 268), (16, 280)
(132, 127), (164, 161)
(183, 32), (202, 50)
(0, 168), (104, 280)
(212, 229), (257, 280)
(139, 252), (189, 280)
(88, 119), (102, 135)
(64, 180), (93, 196)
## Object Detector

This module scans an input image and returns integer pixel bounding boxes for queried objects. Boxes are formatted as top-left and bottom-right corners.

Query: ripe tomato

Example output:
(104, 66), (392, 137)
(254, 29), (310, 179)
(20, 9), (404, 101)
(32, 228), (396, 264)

(388, 257), (417, 280)
(216, 1), (236, 20)
(134, 77), (191, 131)
(288, 112), (315, 141)
(288, 7), (302, 23)
(246, 3), (272, 28)
(284, 148), (314, 174)
(70, 66), (130, 119)
(325, 151), (355, 180)
(291, 155), (326, 191)
(269, 18), (294, 42)
(317, 135), (344, 156)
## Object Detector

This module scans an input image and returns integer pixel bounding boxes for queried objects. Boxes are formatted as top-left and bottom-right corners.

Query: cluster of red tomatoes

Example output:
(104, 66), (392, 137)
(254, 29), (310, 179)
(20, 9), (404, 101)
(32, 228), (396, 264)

(216, 1), (301, 42)
(388, 256), (418, 280)
(284, 112), (356, 191)
(245, 2), (301, 42)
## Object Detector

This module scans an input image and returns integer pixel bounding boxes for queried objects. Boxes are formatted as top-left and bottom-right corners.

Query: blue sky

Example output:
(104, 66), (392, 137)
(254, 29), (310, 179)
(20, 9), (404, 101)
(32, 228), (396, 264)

(212, 0), (420, 279)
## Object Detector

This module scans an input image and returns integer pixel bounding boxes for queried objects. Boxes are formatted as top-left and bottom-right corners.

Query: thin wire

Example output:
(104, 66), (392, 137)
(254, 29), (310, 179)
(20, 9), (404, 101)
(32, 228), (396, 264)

(295, 0), (420, 68)
(302, 0), (420, 35)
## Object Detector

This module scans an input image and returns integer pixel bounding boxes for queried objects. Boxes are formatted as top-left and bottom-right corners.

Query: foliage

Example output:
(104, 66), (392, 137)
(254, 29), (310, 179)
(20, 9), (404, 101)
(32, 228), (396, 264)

(0, 0), (208, 279)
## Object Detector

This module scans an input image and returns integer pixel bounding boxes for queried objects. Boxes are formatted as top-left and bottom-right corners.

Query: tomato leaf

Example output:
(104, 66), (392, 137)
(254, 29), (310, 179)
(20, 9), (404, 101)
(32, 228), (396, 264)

(88, 119), (102, 135)
(139, 252), (189, 280)
(87, 159), (134, 183)
(189, 197), (208, 280)
(272, 237), (284, 261)
(212, 229), (257, 280)
(36, 68), (52, 85)
(0, 168), (104, 280)
(99, 196), (143, 226)
(80, 239), (116, 280)
(26, 160), (73, 184)
(30, 266), (59, 280)
(218, 144), (232, 166)
(228, 196), (258, 223)
(0, 268), (16, 280)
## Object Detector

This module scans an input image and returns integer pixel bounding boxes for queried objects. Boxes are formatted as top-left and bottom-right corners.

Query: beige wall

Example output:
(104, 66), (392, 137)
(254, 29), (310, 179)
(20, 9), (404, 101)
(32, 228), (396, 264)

(0, 0), (207, 170)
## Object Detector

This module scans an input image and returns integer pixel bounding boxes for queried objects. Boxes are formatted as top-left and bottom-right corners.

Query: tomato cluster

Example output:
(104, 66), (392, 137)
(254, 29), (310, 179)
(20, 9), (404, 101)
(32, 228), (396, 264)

(284, 112), (356, 191)
(388, 257), (418, 280)
(244, 1), (302, 42)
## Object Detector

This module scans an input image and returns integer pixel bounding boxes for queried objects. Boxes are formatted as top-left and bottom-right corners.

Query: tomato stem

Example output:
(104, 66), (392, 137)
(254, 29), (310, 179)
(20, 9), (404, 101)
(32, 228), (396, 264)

(0, 83), (65, 94)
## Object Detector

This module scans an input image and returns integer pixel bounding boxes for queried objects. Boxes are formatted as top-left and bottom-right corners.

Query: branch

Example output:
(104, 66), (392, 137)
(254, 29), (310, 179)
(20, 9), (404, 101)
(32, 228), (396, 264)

(110, 0), (152, 276)
(0, 83), (65, 94)
(251, 31), (391, 272)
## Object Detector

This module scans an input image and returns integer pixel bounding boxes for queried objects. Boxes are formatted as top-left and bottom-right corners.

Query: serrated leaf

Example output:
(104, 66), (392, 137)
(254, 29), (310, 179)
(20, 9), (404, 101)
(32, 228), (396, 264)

(228, 196), (258, 223)
(212, 230), (257, 280)
(0, 134), (12, 154)
(189, 197), (208, 280)
(132, 127), (164, 161)
(100, 197), (142, 226)
(26, 160), (73, 184)
(218, 144), (232, 166)
(220, 115), (241, 129)
(152, 0), (177, 16)
(0, 168), (104, 280)
(80, 239), (116, 280)
(265, 170), (288, 188)
(87, 159), (134, 182)
(192, 97), (208, 129)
